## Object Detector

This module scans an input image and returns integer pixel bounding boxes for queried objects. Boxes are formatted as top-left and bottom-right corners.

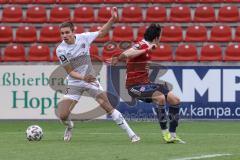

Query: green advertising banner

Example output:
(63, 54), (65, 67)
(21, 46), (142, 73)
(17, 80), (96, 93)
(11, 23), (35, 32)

(0, 65), (107, 119)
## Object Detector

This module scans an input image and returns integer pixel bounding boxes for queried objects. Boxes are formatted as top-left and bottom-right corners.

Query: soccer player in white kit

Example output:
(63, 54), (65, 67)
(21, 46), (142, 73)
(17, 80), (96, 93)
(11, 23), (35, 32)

(56, 7), (140, 142)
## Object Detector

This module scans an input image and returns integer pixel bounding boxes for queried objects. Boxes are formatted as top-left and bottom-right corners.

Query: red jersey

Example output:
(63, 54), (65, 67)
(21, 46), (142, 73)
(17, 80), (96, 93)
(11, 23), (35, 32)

(126, 40), (151, 88)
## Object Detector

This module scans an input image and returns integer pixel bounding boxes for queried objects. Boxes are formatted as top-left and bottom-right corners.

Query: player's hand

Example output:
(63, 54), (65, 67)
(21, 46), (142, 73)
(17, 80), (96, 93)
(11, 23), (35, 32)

(147, 44), (157, 52)
(111, 56), (119, 66)
(111, 7), (118, 22)
(83, 75), (96, 83)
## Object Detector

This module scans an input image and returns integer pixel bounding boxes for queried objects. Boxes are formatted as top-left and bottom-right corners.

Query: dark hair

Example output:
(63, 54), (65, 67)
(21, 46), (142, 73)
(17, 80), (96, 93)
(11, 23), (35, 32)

(60, 22), (75, 32)
(143, 24), (161, 42)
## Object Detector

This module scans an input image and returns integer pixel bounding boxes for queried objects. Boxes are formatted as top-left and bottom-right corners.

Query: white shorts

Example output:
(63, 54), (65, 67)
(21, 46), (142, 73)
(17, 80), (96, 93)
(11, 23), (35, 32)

(64, 81), (104, 101)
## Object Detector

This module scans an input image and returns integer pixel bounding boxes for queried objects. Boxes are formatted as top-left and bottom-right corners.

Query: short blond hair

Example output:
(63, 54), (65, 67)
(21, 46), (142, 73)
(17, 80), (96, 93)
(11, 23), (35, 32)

(60, 22), (74, 32)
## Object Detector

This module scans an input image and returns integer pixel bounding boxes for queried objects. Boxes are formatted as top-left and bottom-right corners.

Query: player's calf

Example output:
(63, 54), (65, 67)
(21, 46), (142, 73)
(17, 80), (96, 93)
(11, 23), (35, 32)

(154, 105), (168, 133)
(168, 105), (180, 134)
(111, 109), (140, 142)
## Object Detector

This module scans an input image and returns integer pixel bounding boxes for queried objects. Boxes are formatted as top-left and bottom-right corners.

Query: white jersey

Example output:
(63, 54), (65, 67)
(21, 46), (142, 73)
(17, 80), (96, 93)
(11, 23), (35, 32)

(56, 32), (99, 86)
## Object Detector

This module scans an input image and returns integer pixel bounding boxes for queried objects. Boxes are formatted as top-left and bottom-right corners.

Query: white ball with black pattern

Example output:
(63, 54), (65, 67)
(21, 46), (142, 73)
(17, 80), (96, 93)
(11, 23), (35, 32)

(26, 125), (43, 141)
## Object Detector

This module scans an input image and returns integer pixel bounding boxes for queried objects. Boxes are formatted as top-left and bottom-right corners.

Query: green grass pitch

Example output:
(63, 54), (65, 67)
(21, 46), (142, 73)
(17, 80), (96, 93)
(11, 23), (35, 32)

(0, 120), (240, 160)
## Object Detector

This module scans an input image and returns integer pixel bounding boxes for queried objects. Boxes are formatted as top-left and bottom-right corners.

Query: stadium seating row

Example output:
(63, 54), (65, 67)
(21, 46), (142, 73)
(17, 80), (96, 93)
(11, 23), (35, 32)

(1, 25), (240, 43)
(1, 43), (239, 62)
(1, 5), (240, 23)
(1, 0), (240, 4)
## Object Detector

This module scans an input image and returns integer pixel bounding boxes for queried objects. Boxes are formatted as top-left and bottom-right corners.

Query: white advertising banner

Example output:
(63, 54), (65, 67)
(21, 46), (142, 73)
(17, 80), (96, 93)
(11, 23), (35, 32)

(0, 65), (107, 119)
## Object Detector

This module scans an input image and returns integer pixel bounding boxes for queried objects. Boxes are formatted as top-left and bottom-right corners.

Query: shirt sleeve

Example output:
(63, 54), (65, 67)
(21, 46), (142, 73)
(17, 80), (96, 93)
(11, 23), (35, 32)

(56, 47), (69, 65)
(81, 31), (99, 44)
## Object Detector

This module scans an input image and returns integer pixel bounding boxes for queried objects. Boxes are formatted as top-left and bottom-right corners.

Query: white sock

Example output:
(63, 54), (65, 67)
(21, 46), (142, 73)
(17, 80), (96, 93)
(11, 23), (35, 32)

(111, 109), (136, 138)
(170, 132), (176, 138)
(60, 117), (73, 128)
(162, 129), (168, 135)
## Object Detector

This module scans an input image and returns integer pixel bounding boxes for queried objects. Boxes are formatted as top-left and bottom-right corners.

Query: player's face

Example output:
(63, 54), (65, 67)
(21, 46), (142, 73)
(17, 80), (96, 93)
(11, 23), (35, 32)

(60, 27), (75, 44)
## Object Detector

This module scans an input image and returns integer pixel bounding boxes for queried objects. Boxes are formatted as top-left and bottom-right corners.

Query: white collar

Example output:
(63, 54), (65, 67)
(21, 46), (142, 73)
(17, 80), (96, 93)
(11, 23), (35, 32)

(142, 39), (151, 46)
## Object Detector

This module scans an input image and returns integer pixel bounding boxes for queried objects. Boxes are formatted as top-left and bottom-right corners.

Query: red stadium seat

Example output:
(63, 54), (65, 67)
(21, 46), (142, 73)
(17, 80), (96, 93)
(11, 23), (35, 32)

(152, 0), (173, 2)
(145, 6), (166, 22)
(97, 6), (112, 22)
(194, 5), (216, 22)
(160, 25), (183, 42)
(16, 26), (37, 42)
(74, 25), (84, 34)
(1, 6), (23, 22)
(175, 0), (197, 2)
(89, 26), (110, 42)
(223, 0), (240, 2)
(25, 6), (47, 23)
(73, 6), (94, 22)
(199, 0), (222, 2)
(49, 6), (70, 23)
(105, 0), (126, 3)
(11, 0), (33, 3)
(129, 0), (149, 2)
(169, 6), (191, 22)
(52, 47), (58, 62)
(34, 0), (56, 3)
(102, 42), (122, 61)
(185, 25), (207, 42)
(175, 44), (198, 61)
(235, 26), (240, 42)
(112, 26), (134, 42)
(39, 26), (61, 42)
(210, 25), (232, 42)
(224, 44), (240, 61)
(0, 0), (9, 3)
(0, 26), (13, 43)
(121, 6), (143, 22)
(90, 44), (101, 61)
(136, 25), (148, 41)
(81, 0), (103, 3)
(3, 44), (26, 62)
(28, 44), (50, 61)
(151, 44), (173, 61)
(218, 6), (239, 22)
(200, 44), (222, 61)
(57, 0), (78, 3)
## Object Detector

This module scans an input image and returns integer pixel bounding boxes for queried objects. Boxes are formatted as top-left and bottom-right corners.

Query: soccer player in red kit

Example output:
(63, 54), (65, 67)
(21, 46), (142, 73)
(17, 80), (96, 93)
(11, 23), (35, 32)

(112, 24), (185, 143)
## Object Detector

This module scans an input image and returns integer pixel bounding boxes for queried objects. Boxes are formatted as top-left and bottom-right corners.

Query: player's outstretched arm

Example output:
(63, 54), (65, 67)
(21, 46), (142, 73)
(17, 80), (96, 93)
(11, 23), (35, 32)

(98, 7), (118, 38)
(111, 44), (156, 65)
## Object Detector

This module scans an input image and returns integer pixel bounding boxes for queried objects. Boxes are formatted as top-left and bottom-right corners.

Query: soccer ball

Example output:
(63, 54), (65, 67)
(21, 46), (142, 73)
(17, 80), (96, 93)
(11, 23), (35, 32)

(26, 125), (43, 141)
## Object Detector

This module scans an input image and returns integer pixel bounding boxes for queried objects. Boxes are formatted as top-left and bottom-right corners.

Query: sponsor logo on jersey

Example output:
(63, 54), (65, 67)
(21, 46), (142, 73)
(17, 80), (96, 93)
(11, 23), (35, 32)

(140, 86), (145, 92)
(130, 88), (141, 96)
(133, 44), (141, 50)
(81, 43), (86, 49)
(59, 55), (68, 64)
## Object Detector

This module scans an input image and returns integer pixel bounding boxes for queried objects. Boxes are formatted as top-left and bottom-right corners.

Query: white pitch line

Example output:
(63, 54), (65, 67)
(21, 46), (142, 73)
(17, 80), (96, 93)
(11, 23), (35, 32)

(171, 153), (232, 160)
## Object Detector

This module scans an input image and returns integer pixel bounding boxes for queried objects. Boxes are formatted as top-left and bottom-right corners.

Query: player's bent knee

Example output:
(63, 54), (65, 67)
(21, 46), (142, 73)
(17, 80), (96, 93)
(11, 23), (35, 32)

(175, 97), (180, 104)
(170, 97), (180, 105)
(167, 93), (180, 105)
(153, 94), (166, 105)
